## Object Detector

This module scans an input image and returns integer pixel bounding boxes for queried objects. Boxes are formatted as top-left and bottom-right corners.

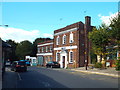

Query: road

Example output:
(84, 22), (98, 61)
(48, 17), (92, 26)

(2, 66), (119, 88)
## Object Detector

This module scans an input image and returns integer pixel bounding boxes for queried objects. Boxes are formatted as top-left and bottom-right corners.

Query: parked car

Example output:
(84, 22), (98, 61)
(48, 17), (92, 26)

(19, 60), (30, 66)
(46, 61), (60, 68)
(11, 61), (27, 72)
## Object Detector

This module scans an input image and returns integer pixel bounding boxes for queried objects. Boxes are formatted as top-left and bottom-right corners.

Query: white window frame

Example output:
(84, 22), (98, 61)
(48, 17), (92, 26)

(69, 32), (74, 43)
(46, 46), (48, 52)
(69, 50), (73, 63)
(56, 52), (59, 62)
(42, 47), (44, 52)
(50, 46), (52, 52)
(38, 47), (40, 53)
(62, 34), (66, 44)
(56, 36), (60, 45)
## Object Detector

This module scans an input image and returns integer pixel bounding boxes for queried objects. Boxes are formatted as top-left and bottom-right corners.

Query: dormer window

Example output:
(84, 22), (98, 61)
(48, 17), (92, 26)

(63, 34), (66, 44)
(69, 32), (74, 43)
(56, 36), (60, 45)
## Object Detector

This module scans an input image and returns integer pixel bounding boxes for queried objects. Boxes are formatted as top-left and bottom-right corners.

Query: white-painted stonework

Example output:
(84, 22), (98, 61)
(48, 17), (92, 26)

(59, 50), (68, 68)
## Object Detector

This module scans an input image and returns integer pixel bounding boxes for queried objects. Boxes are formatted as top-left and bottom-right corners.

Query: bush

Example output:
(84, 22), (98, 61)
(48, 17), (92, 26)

(94, 62), (102, 68)
(115, 60), (120, 71)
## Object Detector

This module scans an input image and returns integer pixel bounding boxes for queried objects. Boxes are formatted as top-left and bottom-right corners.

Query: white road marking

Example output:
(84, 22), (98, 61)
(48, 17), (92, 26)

(17, 73), (22, 80)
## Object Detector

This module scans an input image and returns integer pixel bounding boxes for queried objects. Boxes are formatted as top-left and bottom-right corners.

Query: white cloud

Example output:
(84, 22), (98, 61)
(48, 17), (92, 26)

(0, 27), (53, 43)
(98, 12), (118, 26)
(43, 33), (53, 39)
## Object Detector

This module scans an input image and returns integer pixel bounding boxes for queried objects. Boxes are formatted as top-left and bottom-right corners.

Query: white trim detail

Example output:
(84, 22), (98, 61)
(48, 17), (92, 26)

(54, 27), (78, 36)
(60, 51), (67, 68)
(36, 53), (52, 56)
(37, 42), (53, 47)
(54, 45), (77, 50)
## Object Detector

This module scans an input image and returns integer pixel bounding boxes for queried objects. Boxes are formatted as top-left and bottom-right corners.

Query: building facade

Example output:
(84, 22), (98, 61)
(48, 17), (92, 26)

(37, 40), (53, 66)
(37, 16), (93, 68)
(53, 16), (93, 68)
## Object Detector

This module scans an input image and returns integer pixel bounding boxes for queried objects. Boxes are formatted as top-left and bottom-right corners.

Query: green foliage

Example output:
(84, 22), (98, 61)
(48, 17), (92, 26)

(115, 57), (120, 71)
(110, 14), (120, 42)
(16, 40), (33, 60)
(88, 24), (110, 56)
(94, 62), (102, 68)
(6, 39), (19, 61)
(90, 50), (97, 64)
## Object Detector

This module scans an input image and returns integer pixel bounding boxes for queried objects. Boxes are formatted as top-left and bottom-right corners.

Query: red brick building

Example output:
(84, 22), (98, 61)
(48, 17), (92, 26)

(37, 16), (93, 68)
(37, 40), (53, 66)
(53, 16), (93, 68)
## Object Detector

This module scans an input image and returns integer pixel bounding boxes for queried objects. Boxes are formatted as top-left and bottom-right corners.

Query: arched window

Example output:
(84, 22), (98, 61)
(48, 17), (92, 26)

(62, 34), (66, 44)
(69, 32), (74, 43)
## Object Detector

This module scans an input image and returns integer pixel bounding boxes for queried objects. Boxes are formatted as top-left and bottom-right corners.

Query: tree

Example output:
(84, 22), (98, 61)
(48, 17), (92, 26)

(109, 14), (120, 50)
(88, 24), (110, 66)
(16, 40), (33, 60)
(6, 39), (18, 61)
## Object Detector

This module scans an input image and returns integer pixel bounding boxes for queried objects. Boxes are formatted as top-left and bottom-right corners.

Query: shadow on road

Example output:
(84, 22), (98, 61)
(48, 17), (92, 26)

(2, 67), (68, 88)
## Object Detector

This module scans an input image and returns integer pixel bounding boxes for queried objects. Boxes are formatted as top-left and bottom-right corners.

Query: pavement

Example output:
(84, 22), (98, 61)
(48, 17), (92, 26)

(68, 67), (120, 77)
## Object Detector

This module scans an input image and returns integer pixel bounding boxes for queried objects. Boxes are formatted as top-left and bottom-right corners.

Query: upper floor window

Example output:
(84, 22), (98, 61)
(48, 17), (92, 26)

(62, 34), (66, 45)
(69, 32), (74, 43)
(56, 36), (60, 45)
(42, 47), (44, 52)
(69, 51), (73, 63)
(46, 46), (48, 52)
(50, 46), (52, 52)
(38, 47), (40, 53)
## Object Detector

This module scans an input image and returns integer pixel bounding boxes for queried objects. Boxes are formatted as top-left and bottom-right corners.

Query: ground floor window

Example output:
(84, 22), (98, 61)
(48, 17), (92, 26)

(56, 52), (59, 62)
(69, 51), (73, 63)
(50, 56), (52, 61)
(37, 56), (43, 66)
(45, 57), (48, 63)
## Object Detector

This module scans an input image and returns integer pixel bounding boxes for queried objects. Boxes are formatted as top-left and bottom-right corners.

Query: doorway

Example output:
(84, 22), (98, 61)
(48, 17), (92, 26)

(62, 56), (65, 68)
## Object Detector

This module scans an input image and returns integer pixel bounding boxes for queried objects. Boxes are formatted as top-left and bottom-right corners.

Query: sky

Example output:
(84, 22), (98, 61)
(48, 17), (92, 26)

(0, 1), (119, 43)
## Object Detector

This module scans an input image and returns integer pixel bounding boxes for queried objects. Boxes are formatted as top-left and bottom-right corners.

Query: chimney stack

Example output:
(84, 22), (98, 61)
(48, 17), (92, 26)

(85, 16), (91, 26)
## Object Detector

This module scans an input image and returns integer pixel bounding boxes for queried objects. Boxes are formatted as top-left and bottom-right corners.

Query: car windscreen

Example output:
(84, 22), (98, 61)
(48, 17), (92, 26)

(18, 62), (26, 65)
(53, 62), (58, 64)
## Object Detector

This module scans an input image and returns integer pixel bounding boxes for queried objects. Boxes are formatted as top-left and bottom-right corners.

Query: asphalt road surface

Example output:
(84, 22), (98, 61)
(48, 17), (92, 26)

(2, 66), (119, 88)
